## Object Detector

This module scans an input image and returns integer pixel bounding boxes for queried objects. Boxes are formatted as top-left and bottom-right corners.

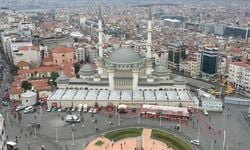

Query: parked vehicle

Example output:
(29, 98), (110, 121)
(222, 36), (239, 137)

(6, 141), (17, 150)
(47, 107), (51, 112)
(15, 105), (26, 112)
(191, 139), (200, 145)
(92, 108), (97, 114)
(78, 104), (83, 112)
(88, 108), (93, 113)
(83, 104), (88, 112)
(24, 106), (33, 114)
(71, 107), (76, 112)
(64, 115), (80, 123)
(61, 108), (66, 112)
(202, 109), (208, 116)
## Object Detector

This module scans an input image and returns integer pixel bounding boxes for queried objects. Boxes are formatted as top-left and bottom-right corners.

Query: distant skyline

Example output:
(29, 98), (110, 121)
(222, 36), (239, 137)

(0, 0), (249, 10)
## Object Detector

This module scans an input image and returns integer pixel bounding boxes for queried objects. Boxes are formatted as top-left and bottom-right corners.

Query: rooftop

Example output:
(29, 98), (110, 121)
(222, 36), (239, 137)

(52, 47), (73, 53)
(48, 89), (193, 102)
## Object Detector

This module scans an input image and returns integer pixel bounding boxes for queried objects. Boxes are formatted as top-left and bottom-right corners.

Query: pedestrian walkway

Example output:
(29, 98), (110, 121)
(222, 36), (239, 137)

(85, 128), (173, 150)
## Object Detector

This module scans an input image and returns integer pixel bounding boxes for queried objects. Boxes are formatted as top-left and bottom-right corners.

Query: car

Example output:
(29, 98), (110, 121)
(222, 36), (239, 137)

(57, 108), (62, 112)
(61, 108), (66, 112)
(202, 109), (208, 116)
(47, 107), (51, 112)
(191, 139), (200, 146)
(71, 107), (76, 112)
(88, 108), (93, 113)
(24, 108), (33, 114)
(23, 106), (33, 114)
(64, 115), (81, 123)
(15, 105), (26, 112)
(30, 122), (41, 128)
(92, 108), (97, 114)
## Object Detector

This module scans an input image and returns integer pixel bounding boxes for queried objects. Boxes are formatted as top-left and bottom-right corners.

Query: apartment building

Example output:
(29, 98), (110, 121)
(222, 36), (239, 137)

(228, 60), (250, 91)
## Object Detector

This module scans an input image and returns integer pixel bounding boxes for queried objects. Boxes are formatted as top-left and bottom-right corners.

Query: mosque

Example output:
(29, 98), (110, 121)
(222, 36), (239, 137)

(47, 7), (197, 108)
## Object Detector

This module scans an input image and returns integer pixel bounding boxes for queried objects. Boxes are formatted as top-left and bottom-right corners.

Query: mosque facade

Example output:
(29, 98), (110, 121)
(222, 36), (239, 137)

(47, 7), (197, 108)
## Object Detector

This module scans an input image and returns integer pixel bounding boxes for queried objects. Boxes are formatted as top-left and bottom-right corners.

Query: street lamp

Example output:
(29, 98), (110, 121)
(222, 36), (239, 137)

(159, 112), (162, 127)
(222, 130), (226, 150)
(210, 140), (213, 150)
(55, 128), (58, 142)
(34, 126), (37, 139)
(72, 124), (75, 146)
(118, 113), (120, 126)
(39, 105), (43, 117)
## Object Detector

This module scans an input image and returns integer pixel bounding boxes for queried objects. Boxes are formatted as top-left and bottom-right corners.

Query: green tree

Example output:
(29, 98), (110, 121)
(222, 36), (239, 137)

(10, 65), (19, 75)
(21, 80), (32, 91)
(74, 63), (80, 74)
(50, 72), (59, 85)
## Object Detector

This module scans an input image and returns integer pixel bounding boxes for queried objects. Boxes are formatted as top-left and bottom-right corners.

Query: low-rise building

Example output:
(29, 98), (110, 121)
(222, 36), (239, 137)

(198, 89), (223, 112)
(13, 46), (40, 66)
(0, 114), (7, 150)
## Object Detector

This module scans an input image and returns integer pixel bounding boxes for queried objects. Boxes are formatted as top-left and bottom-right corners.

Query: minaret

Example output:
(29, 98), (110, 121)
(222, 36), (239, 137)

(96, 5), (104, 75)
(98, 5), (103, 58)
(147, 7), (152, 58)
(146, 7), (153, 75)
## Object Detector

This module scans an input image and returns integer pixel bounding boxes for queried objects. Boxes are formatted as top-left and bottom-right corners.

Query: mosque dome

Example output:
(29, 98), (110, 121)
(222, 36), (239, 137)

(106, 47), (143, 65)
(174, 76), (187, 85)
(153, 65), (170, 76)
(78, 64), (96, 76)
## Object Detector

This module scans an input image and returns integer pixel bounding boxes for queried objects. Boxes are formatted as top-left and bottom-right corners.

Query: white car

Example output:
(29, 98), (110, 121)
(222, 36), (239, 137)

(47, 108), (51, 112)
(71, 107), (76, 112)
(92, 108), (97, 114)
(191, 139), (200, 146)
(57, 108), (62, 112)
(88, 108), (93, 113)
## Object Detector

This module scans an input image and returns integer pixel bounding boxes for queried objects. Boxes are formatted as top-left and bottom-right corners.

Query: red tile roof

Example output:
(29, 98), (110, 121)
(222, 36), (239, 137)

(18, 45), (38, 51)
(16, 61), (30, 67)
(52, 47), (73, 53)
(18, 65), (62, 74)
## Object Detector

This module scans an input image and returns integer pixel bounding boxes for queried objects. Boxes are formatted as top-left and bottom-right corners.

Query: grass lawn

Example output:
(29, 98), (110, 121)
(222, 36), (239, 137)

(95, 140), (104, 146)
(151, 129), (192, 150)
(104, 128), (143, 142)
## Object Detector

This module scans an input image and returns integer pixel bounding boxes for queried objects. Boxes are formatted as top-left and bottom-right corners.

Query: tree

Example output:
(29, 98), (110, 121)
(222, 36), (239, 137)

(21, 81), (32, 91)
(178, 103), (183, 108)
(79, 59), (84, 64)
(74, 63), (80, 74)
(50, 72), (59, 85)
(10, 65), (19, 76)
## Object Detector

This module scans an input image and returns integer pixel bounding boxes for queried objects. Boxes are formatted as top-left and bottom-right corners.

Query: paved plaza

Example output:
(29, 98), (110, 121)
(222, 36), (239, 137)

(0, 103), (249, 150)
(85, 128), (172, 150)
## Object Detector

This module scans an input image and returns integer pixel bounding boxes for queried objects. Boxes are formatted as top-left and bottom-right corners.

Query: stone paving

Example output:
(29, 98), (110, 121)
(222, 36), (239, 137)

(85, 128), (172, 150)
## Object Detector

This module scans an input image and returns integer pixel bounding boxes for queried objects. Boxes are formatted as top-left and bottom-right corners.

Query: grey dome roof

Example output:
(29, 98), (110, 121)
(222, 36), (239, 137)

(93, 73), (100, 78)
(78, 64), (96, 76)
(56, 72), (69, 84)
(153, 65), (170, 76)
(174, 76), (186, 85)
(147, 74), (154, 79)
(107, 47), (143, 64)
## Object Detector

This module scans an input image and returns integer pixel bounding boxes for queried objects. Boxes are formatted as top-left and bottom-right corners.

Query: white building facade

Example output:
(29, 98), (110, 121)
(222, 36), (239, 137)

(228, 62), (250, 91)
